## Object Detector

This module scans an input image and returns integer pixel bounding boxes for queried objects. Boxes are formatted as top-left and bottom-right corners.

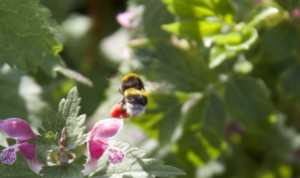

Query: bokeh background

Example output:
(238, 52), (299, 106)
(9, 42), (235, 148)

(1, 0), (300, 177)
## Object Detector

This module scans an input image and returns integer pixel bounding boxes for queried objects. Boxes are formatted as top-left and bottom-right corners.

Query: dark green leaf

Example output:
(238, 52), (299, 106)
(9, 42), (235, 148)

(278, 65), (300, 102)
(0, 0), (63, 76)
(136, 43), (209, 92)
(0, 0), (92, 86)
(225, 77), (273, 132)
(40, 156), (86, 178)
(90, 142), (186, 178)
(132, 92), (188, 143)
(176, 94), (226, 166)
(162, 20), (222, 41)
(0, 68), (27, 119)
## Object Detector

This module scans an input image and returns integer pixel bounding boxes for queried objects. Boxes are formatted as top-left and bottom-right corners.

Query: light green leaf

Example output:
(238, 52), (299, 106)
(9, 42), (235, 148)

(163, 0), (215, 18)
(224, 27), (258, 51)
(176, 94), (226, 166)
(0, 147), (40, 178)
(209, 46), (236, 68)
(162, 0), (234, 22)
(162, 20), (222, 41)
(247, 7), (280, 27)
(225, 77), (273, 132)
(212, 32), (243, 45)
(40, 156), (86, 178)
(90, 142), (186, 178)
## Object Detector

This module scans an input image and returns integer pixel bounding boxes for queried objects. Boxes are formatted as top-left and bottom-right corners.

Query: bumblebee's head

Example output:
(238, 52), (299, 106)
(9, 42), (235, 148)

(120, 73), (145, 94)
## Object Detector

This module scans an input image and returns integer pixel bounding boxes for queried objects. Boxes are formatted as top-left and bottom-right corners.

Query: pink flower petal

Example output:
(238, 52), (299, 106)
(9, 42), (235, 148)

(0, 118), (36, 141)
(116, 11), (137, 28)
(88, 138), (109, 160)
(0, 146), (17, 165)
(108, 147), (125, 164)
(88, 118), (123, 140)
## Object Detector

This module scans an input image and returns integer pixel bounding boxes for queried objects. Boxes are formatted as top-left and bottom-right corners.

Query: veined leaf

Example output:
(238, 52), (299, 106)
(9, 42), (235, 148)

(90, 142), (186, 178)
(176, 94), (226, 166)
(0, 0), (92, 86)
(225, 77), (273, 132)
(162, 20), (222, 41)
(40, 156), (86, 178)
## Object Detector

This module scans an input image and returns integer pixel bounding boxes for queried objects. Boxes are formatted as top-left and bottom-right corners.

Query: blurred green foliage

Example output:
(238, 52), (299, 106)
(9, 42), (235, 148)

(1, 0), (300, 177)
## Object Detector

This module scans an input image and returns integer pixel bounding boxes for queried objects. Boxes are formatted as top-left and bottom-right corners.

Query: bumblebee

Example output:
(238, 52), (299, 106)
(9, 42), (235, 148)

(111, 73), (148, 118)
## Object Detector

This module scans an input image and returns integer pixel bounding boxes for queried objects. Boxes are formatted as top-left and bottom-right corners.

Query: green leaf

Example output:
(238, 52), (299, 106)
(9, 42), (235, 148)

(162, 0), (234, 22)
(90, 142), (186, 178)
(0, 68), (28, 119)
(42, 87), (86, 149)
(0, 146), (40, 178)
(278, 65), (300, 101)
(136, 43), (209, 92)
(132, 92), (188, 143)
(224, 77), (273, 132)
(40, 156), (86, 178)
(0, 0), (63, 76)
(224, 27), (258, 51)
(163, 0), (215, 18)
(162, 20), (222, 41)
(0, 0), (92, 86)
(247, 7), (280, 27)
(176, 94), (226, 166)
(209, 46), (236, 68)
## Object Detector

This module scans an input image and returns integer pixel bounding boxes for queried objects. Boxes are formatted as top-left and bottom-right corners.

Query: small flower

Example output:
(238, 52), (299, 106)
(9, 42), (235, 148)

(108, 147), (125, 164)
(83, 118), (125, 175)
(116, 11), (138, 28)
(0, 118), (43, 173)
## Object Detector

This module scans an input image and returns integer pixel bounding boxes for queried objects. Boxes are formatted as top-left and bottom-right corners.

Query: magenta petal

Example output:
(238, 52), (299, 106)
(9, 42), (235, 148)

(88, 138), (109, 160)
(108, 147), (125, 164)
(88, 118), (123, 140)
(0, 118), (36, 141)
(0, 146), (17, 165)
(17, 142), (36, 160)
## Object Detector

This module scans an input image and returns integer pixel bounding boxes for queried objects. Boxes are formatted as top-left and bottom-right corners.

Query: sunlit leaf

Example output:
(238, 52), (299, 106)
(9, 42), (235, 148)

(209, 46), (236, 68)
(162, 20), (222, 41)
(176, 94), (226, 166)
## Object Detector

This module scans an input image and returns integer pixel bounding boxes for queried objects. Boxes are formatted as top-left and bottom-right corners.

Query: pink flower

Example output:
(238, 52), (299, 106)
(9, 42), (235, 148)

(83, 118), (125, 175)
(0, 118), (43, 173)
(116, 11), (138, 28)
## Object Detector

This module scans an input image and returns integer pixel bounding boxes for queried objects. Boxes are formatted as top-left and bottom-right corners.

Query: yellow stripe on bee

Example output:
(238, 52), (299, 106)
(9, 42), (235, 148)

(124, 88), (148, 97)
(122, 73), (140, 81)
